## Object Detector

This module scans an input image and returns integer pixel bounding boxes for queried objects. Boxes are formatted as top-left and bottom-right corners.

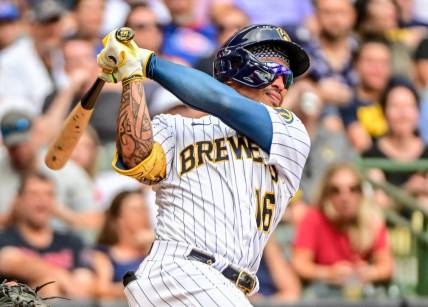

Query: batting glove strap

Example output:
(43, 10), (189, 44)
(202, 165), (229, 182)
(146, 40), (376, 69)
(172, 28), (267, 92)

(122, 72), (144, 86)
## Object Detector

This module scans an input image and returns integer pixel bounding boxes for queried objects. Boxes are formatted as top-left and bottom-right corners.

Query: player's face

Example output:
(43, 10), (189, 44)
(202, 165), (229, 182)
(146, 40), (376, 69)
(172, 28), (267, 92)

(232, 57), (290, 107)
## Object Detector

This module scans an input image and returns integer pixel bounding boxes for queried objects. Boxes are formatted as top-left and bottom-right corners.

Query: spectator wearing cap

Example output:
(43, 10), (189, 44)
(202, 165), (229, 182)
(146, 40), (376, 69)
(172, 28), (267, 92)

(0, 109), (100, 240)
(0, 1), (22, 50)
(0, 0), (67, 115)
(413, 37), (428, 144)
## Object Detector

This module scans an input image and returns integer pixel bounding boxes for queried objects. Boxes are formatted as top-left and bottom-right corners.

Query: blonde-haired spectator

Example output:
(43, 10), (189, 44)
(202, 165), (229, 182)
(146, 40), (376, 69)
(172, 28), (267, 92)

(292, 162), (393, 297)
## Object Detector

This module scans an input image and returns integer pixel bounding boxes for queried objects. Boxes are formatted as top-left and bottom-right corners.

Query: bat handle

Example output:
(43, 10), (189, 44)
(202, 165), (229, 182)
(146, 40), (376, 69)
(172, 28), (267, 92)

(81, 78), (105, 110)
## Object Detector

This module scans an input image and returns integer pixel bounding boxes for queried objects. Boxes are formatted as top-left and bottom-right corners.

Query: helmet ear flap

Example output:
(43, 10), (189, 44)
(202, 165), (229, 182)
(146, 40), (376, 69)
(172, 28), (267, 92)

(213, 47), (245, 82)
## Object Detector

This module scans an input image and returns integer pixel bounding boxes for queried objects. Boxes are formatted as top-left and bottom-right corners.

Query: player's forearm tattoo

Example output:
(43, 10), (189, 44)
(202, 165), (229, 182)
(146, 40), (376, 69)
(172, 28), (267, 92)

(117, 80), (153, 168)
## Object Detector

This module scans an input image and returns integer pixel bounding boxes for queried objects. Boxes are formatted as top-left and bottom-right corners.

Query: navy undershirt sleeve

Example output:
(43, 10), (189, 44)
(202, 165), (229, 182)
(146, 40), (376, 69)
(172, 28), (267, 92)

(147, 55), (273, 153)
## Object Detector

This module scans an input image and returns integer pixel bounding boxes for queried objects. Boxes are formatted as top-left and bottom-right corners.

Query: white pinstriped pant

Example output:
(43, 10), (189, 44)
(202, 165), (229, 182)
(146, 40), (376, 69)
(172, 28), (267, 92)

(124, 240), (253, 307)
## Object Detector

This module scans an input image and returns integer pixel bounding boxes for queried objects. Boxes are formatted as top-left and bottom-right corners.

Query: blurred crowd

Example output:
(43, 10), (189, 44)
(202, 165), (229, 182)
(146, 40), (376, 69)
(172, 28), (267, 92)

(0, 0), (427, 303)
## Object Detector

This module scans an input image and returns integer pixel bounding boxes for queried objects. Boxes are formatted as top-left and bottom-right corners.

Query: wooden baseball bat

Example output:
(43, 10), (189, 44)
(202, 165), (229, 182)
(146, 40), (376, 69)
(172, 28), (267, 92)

(44, 27), (135, 170)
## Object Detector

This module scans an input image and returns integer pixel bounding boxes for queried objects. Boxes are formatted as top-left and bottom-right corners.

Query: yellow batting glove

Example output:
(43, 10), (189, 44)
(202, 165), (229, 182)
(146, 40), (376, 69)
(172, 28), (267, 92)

(97, 29), (143, 82)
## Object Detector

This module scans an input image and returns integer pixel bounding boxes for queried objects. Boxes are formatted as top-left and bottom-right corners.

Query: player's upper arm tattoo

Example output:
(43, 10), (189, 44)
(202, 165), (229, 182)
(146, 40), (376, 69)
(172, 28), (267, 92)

(116, 80), (153, 168)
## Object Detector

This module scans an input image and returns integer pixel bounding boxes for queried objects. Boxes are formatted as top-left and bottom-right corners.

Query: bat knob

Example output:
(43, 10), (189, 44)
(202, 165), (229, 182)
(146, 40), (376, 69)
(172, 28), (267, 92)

(115, 27), (135, 43)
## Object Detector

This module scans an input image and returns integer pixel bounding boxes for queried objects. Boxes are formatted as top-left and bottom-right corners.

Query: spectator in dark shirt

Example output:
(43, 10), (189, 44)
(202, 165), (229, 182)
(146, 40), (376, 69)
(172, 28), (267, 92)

(340, 36), (392, 152)
(305, 0), (358, 110)
(93, 190), (154, 299)
(0, 171), (95, 298)
(253, 235), (301, 304)
(363, 78), (428, 209)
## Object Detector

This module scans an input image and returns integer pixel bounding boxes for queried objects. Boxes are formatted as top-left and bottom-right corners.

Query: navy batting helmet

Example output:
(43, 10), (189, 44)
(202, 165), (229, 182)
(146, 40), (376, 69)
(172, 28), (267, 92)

(213, 24), (310, 88)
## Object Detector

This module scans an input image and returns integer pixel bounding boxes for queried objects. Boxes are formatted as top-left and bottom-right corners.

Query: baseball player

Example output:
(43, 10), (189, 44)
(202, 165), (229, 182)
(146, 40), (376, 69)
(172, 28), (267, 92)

(97, 24), (311, 306)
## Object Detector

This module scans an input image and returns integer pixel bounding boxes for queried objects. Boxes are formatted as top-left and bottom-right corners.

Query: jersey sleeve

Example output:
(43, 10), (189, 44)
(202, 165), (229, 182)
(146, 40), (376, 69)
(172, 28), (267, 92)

(112, 114), (176, 185)
(263, 106), (311, 194)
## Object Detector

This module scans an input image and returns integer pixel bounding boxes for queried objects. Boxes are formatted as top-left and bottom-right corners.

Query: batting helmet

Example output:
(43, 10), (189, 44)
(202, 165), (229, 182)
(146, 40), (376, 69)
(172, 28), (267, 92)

(213, 24), (310, 88)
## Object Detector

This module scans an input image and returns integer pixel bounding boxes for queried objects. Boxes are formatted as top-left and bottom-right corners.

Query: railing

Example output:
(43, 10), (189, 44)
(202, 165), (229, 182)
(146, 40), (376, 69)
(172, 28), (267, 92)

(48, 297), (428, 307)
(356, 158), (428, 296)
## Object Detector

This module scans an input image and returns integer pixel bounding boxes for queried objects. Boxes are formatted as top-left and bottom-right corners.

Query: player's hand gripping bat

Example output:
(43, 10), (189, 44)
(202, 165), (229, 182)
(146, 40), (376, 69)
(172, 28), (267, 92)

(44, 27), (135, 170)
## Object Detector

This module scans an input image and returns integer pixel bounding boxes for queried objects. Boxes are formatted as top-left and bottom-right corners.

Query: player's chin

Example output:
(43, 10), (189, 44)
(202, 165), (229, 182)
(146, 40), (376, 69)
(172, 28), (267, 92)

(263, 93), (283, 107)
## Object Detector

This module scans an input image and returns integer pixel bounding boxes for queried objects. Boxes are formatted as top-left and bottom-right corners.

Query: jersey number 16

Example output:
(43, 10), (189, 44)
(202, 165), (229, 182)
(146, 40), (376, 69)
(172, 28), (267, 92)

(255, 189), (276, 233)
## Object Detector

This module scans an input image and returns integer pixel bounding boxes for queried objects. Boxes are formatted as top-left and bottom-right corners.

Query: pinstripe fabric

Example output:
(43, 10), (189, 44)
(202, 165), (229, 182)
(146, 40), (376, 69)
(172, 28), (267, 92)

(125, 241), (252, 307)
(123, 106), (310, 304)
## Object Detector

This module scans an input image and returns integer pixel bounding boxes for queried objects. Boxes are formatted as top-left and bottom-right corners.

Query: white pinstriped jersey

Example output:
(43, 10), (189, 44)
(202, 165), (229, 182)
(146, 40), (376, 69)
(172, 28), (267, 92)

(149, 105), (310, 275)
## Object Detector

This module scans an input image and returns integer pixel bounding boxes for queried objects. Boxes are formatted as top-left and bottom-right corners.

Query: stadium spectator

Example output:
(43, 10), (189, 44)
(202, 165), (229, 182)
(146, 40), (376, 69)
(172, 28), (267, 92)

(397, 0), (428, 27)
(194, 4), (250, 76)
(41, 36), (122, 145)
(123, 2), (167, 115)
(305, 0), (357, 110)
(289, 82), (357, 204)
(39, 37), (99, 145)
(363, 78), (428, 209)
(0, 171), (95, 298)
(354, 0), (427, 77)
(124, 2), (163, 54)
(93, 190), (154, 299)
(122, 4), (206, 118)
(413, 37), (428, 144)
(292, 162), (393, 297)
(297, 0), (359, 138)
(339, 37), (392, 152)
(161, 0), (216, 65)
(0, 110), (98, 236)
(213, 0), (314, 39)
(69, 126), (142, 213)
(253, 235), (301, 303)
(0, 0), (67, 115)
(71, 126), (101, 179)
(0, 1), (22, 51)
(70, 0), (105, 52)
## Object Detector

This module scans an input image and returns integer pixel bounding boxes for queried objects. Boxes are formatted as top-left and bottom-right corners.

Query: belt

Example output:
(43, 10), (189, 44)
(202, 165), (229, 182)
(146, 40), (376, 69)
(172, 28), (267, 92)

(187, 249), (256, 295)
